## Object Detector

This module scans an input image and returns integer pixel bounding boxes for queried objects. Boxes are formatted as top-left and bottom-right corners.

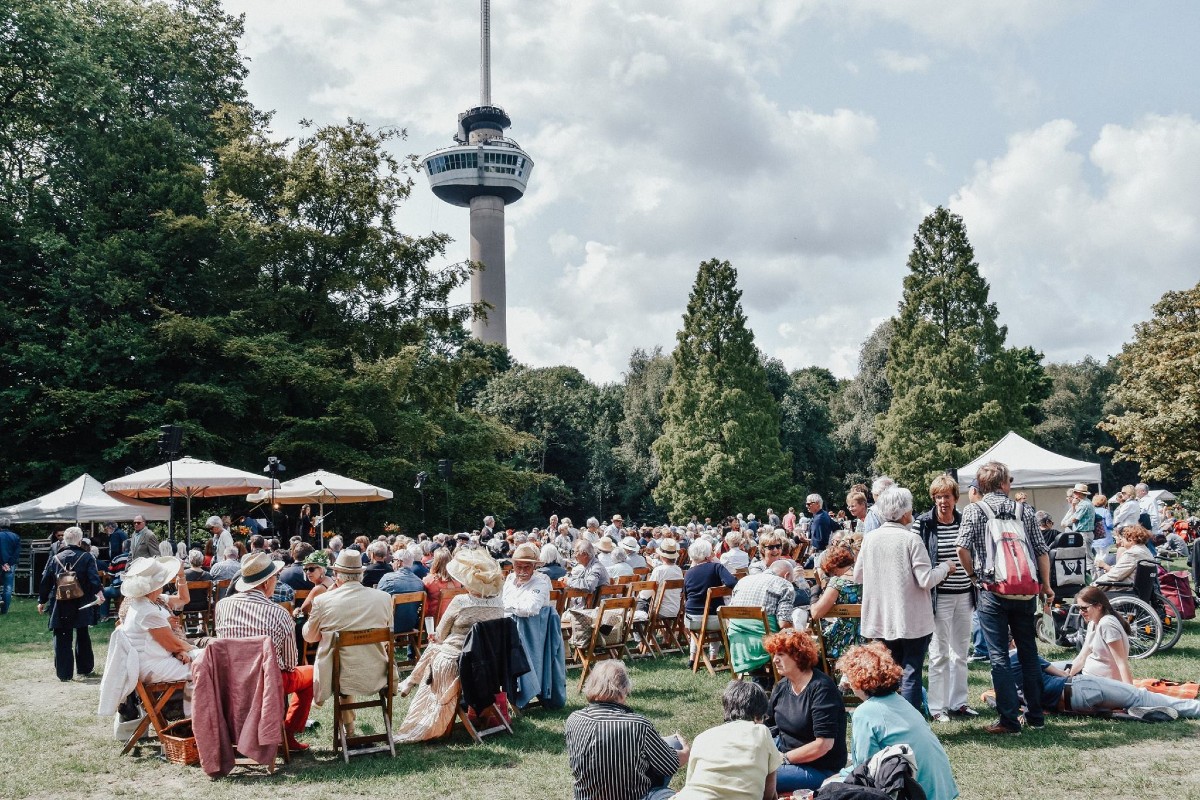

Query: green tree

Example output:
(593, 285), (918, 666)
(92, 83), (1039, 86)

(830, 319), (893, 487)
(615, 347), (672, 519)
(780, 366), (840, 502)
(1100, 280), (1200, 486)
(876, 207), (1049, 488)
(652, 259), (790, 519)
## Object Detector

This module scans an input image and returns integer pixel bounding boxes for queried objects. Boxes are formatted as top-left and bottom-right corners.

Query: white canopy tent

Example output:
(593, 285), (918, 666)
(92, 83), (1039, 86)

(957, 431), (1102, 524)
(103, 457), (277, 546)
(246, 469), (393, 548)
(0, 473), (170, 524)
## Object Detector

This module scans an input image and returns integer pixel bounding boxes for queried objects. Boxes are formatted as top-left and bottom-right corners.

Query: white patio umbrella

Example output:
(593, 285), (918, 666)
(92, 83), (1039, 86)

(0, 474), (171, 524)
(245, 469), (393, 548)
(103, 457), (277, 547)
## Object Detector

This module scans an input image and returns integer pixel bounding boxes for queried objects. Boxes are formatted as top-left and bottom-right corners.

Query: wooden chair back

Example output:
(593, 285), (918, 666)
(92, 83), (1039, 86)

(717, 605), (778, 681)
(647, 578), (686, 656)
(689, 586), (732, 675)
(565, 586), (596, 610)
(331, 627), (396, 762)
(633, 566), (651, 579)
(614, 574), (635, 586)
(577, 595), (638, 690)
(598, 583), (628, 600)
(390, 591), (426, 673)
(182, 580), (215, 636)
(809, 602), (863, 705)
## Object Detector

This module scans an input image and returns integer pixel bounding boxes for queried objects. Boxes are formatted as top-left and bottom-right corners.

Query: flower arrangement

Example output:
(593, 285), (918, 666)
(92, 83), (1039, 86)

(384, 522), (401, 534)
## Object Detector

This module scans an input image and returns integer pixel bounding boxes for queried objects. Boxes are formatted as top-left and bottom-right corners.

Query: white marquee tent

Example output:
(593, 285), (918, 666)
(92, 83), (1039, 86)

(957, 431), (1102, 523)
(0, 473), (170, 524)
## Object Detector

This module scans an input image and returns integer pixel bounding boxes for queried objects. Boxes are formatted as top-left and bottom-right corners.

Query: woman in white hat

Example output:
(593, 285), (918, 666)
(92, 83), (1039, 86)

(395, 548), (505, 742)
(120, 556), (201, 683)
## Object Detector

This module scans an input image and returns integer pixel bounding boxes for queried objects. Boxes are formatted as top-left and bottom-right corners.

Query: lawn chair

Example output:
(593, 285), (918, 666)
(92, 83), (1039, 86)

(121, 677), (188, 755)
(180, 580), (215, 636)
(688, 586), (731, 674)
(452, 617), (525, 743)
(646, 578), (686, 656)
(628, 579), (657, 658)
(331, 627), (396, 762)
(391, 591), (426, 673)
(718, 605), (778, 682)
(576, 595), (637, 690)
(808, 603), (862, 706)
(598, 583), (628, 601)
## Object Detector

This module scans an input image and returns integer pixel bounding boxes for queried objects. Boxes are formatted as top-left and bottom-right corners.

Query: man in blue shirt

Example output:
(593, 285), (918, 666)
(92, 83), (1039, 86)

(805, 494), (835, 553)
(377, 548), (427, 634)
(105, 521), (128, 563)
(0, 517), (20, 614)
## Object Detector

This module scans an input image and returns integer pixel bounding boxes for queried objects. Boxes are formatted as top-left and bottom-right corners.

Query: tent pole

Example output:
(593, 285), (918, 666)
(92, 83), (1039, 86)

(318, 501), (324, 550)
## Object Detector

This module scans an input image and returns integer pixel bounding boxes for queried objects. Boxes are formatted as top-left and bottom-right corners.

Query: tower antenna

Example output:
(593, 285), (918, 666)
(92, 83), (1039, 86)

(480, 0), (491, 106)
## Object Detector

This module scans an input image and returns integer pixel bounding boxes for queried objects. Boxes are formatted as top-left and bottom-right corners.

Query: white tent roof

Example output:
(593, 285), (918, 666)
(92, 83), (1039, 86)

(245, 469), (393, 504)
(958, 431), (1101, 488)
(0, 474), (171, 524)
(103, 457), (276, 499)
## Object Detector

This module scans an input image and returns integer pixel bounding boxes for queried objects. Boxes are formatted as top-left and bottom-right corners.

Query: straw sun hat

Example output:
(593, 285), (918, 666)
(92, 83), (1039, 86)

(447, 548), (504, 597)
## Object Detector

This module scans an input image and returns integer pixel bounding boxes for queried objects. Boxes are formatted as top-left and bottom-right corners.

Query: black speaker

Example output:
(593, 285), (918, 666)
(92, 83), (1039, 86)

(157, 424), (183, 457)
(437, 459), (452, 480)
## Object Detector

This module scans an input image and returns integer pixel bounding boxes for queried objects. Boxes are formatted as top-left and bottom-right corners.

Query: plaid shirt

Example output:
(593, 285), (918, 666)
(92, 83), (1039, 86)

(214, 588), (298, 671)
(729, 571), (795, 623)
(956, 492), (1048, 578)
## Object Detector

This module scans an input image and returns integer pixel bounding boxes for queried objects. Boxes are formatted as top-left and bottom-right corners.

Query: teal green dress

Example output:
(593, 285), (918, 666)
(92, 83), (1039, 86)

(821, 576), (863, 662)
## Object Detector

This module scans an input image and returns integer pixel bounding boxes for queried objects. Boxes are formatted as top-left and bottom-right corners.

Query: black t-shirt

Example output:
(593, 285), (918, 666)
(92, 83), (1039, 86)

(766, 669), (848, 774)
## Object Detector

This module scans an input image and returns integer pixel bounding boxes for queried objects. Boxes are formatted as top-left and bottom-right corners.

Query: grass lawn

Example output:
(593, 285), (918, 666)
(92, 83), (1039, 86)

(2, 596), (1199, 800)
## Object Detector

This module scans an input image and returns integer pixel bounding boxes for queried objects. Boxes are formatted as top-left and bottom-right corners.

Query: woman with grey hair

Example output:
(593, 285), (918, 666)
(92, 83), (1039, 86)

(676, 681), (781, 800)
(566, 660), (689, 800)
(683, 538), (737, 657)
(606, 543), (634, 579)
(37, 526), (102, 680)
(853, 486), (956, 711)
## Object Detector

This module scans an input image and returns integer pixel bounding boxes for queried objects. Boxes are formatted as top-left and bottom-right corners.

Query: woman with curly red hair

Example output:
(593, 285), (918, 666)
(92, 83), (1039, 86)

(835, 643), (959, 799)
(762, 629), (847, 793)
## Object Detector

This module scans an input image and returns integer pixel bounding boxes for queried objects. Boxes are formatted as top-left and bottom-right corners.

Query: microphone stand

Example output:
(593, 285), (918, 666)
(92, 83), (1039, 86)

(315, 480), (340, 550)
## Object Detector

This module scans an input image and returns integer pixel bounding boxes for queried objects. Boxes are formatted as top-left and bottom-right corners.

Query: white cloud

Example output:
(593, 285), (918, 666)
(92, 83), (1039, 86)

(951, 114), (1200, 362)
(823, 0), (1089, 48)
(875, 49), (932, 74)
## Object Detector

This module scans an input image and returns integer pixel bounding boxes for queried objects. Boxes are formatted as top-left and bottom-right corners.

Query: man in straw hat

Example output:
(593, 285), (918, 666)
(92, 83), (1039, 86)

(303, 549), (393, 738)
(503, 543), (552, 618)
(1062, 483), (1096, 538)
(214, 550), (314, 751)
(638, 538), (684, 621)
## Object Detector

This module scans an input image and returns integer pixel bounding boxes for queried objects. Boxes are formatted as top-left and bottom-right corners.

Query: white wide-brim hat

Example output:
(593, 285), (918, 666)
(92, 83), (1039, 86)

(121, 556), (180, 598)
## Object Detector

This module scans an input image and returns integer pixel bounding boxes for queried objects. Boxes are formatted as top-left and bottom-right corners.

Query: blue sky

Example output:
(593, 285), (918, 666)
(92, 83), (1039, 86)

(222, 1), (1200, 382)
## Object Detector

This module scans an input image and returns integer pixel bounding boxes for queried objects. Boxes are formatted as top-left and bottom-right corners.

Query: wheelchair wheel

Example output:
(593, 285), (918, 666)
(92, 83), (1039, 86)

(1157, 595), (1184, 652)
(1109, 595), (1161, 659)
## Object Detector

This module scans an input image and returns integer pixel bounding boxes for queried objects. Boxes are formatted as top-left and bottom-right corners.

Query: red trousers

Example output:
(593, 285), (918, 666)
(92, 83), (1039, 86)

(281, 665), (314, 734)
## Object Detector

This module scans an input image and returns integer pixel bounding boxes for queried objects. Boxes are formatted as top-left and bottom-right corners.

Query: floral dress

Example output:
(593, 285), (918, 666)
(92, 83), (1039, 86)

(821, 576), (863, 661)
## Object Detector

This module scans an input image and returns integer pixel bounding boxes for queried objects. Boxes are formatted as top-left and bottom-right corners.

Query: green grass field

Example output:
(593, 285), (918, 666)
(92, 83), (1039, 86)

(1, 596), (1198, 800)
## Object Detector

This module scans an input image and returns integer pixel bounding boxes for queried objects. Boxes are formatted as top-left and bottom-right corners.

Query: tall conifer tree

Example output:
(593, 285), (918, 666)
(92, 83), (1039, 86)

(652, 259), (789, 519)
(876, 207), (1048, 488)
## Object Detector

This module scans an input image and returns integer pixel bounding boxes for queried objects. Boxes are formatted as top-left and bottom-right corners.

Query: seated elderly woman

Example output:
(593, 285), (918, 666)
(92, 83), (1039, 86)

(720, 531), (750, 572)
(809, 546), (863, 663)
(395, 548), (505, 742)
(537, 543), (567, 581)
(1094, 524), (1154, 585)
(833, 642), (959, 799)
(676, 681), (782, 800)
(566, 660), (689, 800)
(605, 541), (635, 580)
(116, 557), (202, 706)
(763, 629), (847, 793)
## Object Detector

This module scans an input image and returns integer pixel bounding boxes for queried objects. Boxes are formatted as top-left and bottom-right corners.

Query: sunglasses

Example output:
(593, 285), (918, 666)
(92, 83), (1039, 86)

(1077, 603), (1093, 611)
(303, 566), (321, 572)
(765, 544), (783, 550)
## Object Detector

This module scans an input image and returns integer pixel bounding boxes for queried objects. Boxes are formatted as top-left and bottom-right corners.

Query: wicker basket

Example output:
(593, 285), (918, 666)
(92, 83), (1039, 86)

(158, 719), (200, 766)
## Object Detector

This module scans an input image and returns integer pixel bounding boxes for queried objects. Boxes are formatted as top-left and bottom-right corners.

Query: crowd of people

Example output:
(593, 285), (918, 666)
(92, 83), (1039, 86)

(12, 462), (1200, 798)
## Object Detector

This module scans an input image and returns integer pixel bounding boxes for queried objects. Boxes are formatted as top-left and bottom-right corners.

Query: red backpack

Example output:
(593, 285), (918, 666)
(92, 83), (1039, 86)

(976, 501), (1041, 598)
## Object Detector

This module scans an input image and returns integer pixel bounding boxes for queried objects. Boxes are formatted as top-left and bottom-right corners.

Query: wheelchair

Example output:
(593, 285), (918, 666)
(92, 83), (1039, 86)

(1043, 560), (1182, 659)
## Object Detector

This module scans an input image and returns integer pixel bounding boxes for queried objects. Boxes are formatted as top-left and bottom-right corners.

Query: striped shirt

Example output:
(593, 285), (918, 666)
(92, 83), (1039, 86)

(214, 588), (298, 671)
(935, 519), (971, 594)
(565, 701), (680, 800)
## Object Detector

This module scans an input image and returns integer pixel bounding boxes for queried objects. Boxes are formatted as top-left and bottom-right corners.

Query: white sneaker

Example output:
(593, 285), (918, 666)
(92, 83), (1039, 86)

(1127, 706), (1179, 722)
(931, 711), (952, 723)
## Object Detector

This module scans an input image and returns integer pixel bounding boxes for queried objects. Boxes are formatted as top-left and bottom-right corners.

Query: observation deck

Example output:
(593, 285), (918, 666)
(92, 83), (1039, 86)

(419, 135), (533, 207)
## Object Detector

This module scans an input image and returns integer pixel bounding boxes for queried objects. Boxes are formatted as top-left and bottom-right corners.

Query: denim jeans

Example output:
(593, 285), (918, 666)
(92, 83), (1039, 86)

(1070, 675), (1200, 718)
(1, 568), (14, 613)
(977, 590), (1043, 729)
(883, 634), (932, 712)
(774, 736), (835, 791)
(970, 610), (988, 657)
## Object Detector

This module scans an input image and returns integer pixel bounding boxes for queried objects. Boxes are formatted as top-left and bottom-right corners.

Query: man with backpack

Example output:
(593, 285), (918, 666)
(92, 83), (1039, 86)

(956, 460), (1053, 734)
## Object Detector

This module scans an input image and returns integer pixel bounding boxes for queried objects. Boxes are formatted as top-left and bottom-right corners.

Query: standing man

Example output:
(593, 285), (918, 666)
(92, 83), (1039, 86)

(1112, 487), (1141, 534)
(215, 551), (314, 752)
(481, 515), (497, 541)
(781, 507), (796, 535)
(207, 516), (234, 563)
(956, 461), (1052, 734)
(767, 508), (781, 528)
(1135, 483), (1161, 534)
(127, 515), (160, 560)
(105, 521), (128, 562)
(0, 517), (20, 615)
(862, 476), (894, 533)
(805, 495), (835, 555)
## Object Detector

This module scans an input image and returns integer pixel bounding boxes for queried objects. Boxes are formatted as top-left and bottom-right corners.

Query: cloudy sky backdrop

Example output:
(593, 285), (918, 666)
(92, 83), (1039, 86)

(222, 0), (1200, 382)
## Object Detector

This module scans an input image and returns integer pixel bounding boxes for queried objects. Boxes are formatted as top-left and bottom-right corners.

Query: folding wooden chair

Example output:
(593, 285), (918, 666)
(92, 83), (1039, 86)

(565, 586), (596, 609)
(391, 591), (426, 673)
(598, 583), (628, 601)
(718, 605), (779, 682)
(809, 603), (863, 706)
(577, 595), (638, 690)
(628, 579), (658, 658)
(633, 566), (651, 579)
(214, 578), (232, 601)
(121, 678), (188, 755)
(293, 588), (310, 607)
(181, 580), (215, 636)
(436, 586), (467, 623)
(331, 628), (396, 762)
(646, 578), (686, 656)
(614, 574), (635, 586)
(450, 617), (519, 744)
(549, 587), (566, 615)
(689, 586), (732, 674)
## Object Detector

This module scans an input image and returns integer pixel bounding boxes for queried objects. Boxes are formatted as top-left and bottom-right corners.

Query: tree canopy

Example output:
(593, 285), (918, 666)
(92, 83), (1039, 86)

(652, 259), (790, 519)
